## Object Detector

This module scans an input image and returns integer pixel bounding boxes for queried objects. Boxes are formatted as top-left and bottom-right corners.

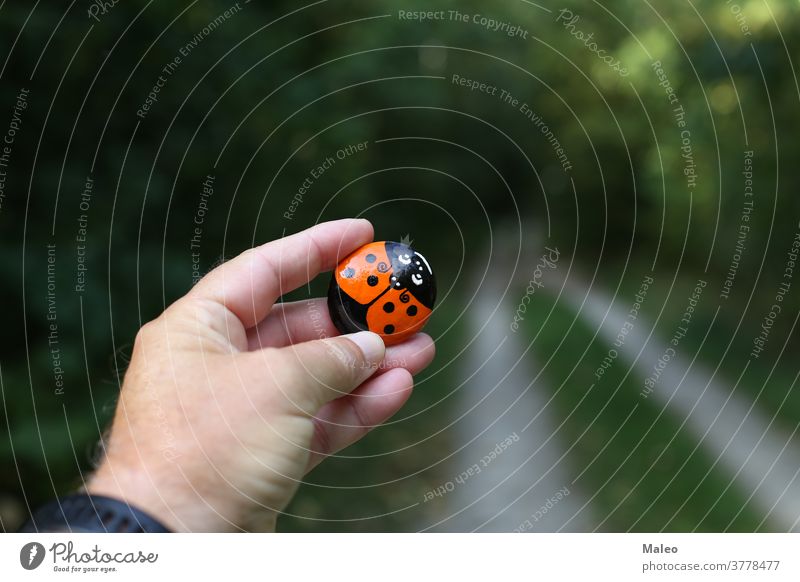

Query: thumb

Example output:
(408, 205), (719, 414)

(269, 331), (386, 414)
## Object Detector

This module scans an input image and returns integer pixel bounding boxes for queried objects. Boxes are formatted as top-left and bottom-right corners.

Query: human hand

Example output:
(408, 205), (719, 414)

(85, 219), (435, 532)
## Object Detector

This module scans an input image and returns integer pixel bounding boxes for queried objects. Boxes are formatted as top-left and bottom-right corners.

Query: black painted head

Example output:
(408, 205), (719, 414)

(384, 242), (436, 309)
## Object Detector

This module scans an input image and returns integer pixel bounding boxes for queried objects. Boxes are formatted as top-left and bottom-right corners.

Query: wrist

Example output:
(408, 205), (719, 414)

(85, 462), (182, 531)
(86, 461), (208, 532)
(86, 459), (275, 533)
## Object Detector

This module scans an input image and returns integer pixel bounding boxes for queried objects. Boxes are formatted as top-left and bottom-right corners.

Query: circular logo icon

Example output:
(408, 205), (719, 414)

(20, 542), (46, 570)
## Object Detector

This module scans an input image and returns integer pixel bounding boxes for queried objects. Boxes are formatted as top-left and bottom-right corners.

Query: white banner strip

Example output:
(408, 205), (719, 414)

(2, 533), (799, 581)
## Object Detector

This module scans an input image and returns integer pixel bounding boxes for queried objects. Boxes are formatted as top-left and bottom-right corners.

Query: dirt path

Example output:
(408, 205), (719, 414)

(428, 244), (594, 532)
(557, 275), (800, 532)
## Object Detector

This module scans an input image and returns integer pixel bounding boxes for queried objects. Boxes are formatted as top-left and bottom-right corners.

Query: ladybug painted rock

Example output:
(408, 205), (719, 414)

(328, 241), (436, 345)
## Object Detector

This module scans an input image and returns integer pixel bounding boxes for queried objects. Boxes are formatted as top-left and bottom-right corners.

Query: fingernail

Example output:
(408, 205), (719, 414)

(347, 331), (385, 363)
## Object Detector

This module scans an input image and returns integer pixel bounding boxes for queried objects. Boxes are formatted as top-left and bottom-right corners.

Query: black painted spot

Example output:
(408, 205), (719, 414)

(384, 324), (395, 334)
(342, 267), (355, 278)
(365, 253), (376, 263)
(367, 275), (379, 286)
(383, 302), (395, 313)
(406, 305), (418, 316)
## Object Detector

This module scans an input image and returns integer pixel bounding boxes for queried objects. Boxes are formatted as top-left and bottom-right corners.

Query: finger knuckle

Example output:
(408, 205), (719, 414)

(133, 320), (156, 349)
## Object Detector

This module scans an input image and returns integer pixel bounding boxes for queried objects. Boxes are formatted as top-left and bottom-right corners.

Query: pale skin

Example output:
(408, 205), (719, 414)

(86, 219), (435, 532)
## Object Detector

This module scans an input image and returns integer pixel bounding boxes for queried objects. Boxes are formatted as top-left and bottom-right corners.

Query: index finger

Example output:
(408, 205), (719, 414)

(188, 218), (373, 328)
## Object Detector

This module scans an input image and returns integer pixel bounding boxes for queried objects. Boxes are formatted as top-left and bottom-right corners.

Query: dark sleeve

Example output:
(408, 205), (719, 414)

(18, 494), (171, 533)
